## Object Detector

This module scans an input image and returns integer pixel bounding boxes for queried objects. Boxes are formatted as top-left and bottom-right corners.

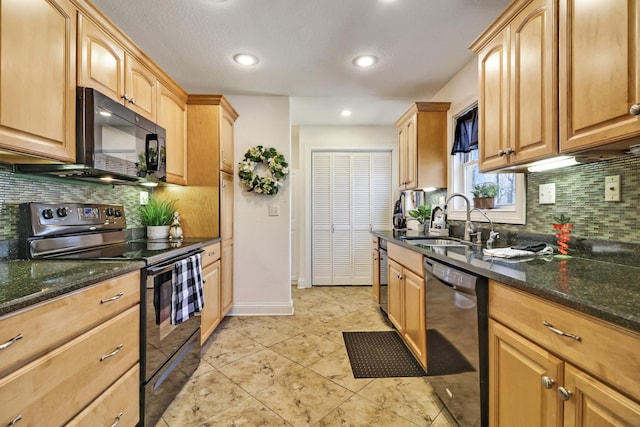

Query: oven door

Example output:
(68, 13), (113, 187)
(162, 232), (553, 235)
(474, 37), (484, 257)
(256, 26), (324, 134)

(143, 255), (202, 382)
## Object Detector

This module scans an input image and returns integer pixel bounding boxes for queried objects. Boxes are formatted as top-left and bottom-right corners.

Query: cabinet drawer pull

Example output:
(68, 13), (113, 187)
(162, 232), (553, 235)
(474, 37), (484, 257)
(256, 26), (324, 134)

(100, 344), (124, 361)
(100, 292), (124, 304)
(630, 103), (640, 115)
(541, 375), (555, 389)
(558, 386), (572, 401)
(109, 412), (124, 427)
(0, 334), (23, 350)
(543, 321), (581, 341)
(8, 415), (22, 426)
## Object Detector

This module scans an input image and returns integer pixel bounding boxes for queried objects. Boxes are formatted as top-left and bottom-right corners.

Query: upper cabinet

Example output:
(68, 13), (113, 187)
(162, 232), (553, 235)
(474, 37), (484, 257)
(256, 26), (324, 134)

(0, 0), (77, 163)
(78, 15), (156, 121)
(472, 0), (557, 173)
(395, 102), (450, 191)
(473, 0), (640, 172)
(559, 0), (640, 153)
(158, 81), (188, 185)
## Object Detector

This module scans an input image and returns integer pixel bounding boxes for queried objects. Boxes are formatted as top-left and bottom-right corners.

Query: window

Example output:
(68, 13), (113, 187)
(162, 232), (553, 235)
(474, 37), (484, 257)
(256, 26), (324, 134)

(449, 105), (526, 224)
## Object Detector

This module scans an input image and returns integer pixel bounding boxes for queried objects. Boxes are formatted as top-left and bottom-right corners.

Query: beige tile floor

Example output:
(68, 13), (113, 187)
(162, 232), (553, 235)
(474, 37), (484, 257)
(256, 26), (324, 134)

(155, 285), (457, 427)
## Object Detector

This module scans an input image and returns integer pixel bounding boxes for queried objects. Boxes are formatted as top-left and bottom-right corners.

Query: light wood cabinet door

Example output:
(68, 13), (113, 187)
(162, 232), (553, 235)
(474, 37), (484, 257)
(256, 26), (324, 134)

(0, 0), (76, 162)
(372, 248), (380, 304)
(125, 55), (156, 120)
(489, 320), (563, 427)
(509, 0), (557, 165)
(78, 15), (125, 105)
(387, 259), (403, 331)
(397, 117), (416, 190)
(221, 172), (234, 241)
(158, 81), (187, 185)
(221, 240), (234, 316)
(563, 364), (640, 427)
(402, 268), (426, 367)
(220, 107), (236, 174)
(201, 260), (221, 344)
(559, 0), (640, 152)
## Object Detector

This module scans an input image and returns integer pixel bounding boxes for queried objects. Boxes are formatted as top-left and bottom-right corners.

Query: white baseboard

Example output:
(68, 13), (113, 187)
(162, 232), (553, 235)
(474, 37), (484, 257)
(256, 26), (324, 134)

(296, 278), (311, 289)
(227, 301), (295, 316)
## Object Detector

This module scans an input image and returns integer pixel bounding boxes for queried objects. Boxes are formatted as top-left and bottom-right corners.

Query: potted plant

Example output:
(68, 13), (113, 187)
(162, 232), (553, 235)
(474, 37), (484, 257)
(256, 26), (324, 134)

(408, 204), (431, 233)
(552, 214), (573, 256)
(472, 182), (499, 209)
(140, 197), (177, 240)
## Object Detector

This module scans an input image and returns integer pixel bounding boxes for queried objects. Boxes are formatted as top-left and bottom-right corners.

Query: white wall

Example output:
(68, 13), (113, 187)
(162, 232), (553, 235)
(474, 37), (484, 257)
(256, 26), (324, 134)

(226, 95), (293, 315)
(296, 125), (397, 288)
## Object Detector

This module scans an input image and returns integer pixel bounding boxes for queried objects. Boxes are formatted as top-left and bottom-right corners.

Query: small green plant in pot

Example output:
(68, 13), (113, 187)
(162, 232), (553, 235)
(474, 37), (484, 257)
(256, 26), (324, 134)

(141, 197), (177, 239)
(472, 182), (499, 209)
(408, 204), (431, 233)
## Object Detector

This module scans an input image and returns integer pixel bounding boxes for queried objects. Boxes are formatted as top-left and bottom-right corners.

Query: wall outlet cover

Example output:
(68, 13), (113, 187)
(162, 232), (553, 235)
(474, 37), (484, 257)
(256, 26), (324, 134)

(605, 175), (621, 202)
(140, 191), (149, 205)
(539, 183), (556, 204)
(269, 205), (280, 216)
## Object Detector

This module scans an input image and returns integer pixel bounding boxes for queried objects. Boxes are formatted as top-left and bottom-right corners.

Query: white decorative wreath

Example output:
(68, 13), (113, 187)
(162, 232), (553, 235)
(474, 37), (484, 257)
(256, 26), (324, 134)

(238, 145), (289, 195)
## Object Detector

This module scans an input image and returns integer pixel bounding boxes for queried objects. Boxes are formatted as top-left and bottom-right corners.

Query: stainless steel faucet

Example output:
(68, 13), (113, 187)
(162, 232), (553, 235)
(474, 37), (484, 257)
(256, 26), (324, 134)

(445, 193), (474, 241)
(470, 207), (500, 248)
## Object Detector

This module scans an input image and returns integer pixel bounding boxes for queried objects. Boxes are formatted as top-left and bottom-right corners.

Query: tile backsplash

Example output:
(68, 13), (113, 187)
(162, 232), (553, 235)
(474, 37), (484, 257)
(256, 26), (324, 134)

(0, 163), (144, 241)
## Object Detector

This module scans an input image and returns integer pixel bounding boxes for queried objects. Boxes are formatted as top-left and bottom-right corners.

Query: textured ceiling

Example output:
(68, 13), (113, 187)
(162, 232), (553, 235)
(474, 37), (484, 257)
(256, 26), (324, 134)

(90, 0), (510, 125)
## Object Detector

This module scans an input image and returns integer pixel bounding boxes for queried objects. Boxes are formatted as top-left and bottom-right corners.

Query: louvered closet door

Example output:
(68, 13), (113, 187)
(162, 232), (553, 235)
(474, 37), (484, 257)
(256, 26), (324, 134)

(312, 151), (391, 286)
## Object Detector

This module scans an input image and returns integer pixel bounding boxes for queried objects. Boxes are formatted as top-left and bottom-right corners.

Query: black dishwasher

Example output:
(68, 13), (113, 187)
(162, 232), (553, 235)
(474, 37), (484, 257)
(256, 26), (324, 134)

(424, 257), (488, 427)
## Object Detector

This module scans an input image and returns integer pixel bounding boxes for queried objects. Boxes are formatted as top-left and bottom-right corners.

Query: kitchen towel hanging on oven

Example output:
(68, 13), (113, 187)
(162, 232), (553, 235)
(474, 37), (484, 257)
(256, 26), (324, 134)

(171, 253), (204, 325)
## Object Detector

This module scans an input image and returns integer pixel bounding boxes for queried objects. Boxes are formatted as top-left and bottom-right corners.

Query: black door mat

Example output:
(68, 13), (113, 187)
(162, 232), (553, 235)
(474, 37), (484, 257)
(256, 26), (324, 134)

(426, 329), (476, 376)
(342, 331), (426, 378)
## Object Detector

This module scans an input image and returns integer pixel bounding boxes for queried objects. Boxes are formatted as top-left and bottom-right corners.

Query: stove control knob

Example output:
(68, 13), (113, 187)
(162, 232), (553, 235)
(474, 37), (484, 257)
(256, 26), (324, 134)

(114, 209), (122, 218)
(105, 207), (114, 217)
(56, 207), (68, 217)
(42, 209), (54, 220)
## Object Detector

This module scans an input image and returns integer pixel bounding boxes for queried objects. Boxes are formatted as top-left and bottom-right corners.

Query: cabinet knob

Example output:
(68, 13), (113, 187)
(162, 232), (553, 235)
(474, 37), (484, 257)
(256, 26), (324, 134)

(558, 386), (572, 401)
(630, 103), (640, 115)
(130, 98), (137, 105)
(541, 375), (556, 389)
(505, 147), (515, 155)
(121, 93), (130, 101)
(498, 149), (506, 157)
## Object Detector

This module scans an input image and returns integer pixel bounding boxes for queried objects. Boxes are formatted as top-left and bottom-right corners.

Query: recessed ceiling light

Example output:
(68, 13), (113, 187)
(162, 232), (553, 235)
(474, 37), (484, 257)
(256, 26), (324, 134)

(341, 110), (352, 117)
(233, 53), (259, 66)
(353, 55), (378, 68)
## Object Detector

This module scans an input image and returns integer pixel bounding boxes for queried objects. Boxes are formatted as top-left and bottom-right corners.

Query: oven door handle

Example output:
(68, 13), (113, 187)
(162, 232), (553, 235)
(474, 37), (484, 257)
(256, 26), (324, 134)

(146, 250), (204, 276)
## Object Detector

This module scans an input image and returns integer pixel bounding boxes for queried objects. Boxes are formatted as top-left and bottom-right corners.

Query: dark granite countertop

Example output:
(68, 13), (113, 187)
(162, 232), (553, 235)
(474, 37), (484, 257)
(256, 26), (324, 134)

(0, 259), (144, 316)
(0, 237), (220, 317)
(372, 230), (640, 333)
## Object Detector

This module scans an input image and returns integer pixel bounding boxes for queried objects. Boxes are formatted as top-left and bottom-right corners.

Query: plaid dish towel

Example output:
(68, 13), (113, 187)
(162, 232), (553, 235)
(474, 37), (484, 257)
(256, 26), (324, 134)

(171, 253), (204, 325)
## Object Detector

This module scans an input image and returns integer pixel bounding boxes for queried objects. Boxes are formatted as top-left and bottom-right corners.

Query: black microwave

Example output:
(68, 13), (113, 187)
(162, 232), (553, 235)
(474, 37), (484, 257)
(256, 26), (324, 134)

(17, 87), (167, 185)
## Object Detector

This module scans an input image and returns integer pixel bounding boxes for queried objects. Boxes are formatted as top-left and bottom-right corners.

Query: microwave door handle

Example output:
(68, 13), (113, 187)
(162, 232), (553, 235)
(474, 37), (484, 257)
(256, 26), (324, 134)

(145, 133), (160, 172)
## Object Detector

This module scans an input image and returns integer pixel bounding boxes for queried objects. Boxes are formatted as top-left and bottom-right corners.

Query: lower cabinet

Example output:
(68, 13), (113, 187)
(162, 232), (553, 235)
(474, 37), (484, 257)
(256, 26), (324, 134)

(0, 271), (141, 426)
(200, 242), (222, 344)
(387, 242), (426, 367)
(489, 280), (640, 427)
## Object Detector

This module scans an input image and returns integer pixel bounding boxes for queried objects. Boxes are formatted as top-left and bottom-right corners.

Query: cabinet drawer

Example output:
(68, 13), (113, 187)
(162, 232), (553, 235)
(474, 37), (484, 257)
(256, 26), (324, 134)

(0, 270), (140, 375)
(67, 364), (139, 427)
(0, 306), (140, 427)
(489, 280), (640, 400)
(201, 242), (221, 268)
(388, 242), (424, 276)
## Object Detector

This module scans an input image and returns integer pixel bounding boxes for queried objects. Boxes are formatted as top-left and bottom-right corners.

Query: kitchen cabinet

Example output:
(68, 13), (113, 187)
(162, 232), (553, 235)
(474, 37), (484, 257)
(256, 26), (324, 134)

(200, 242), (221, 344)
(158, 81), (188, 185)
(395, 102), (450, 190)
(489, 280), (640, 426)
(387, 242), (426, 367)
(372, 237), (380, 304)
(220, 172), (234, 316)
(559, 0), (640, 153)
(78, 15), (157, 121)
(0, 271), (141, 426)
(472, 0), (557, 172)
(0, 0), (77, 163)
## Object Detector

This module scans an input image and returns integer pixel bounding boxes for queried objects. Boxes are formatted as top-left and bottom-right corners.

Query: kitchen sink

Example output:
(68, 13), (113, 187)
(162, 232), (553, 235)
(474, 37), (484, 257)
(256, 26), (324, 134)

(402, 237), (472, 247)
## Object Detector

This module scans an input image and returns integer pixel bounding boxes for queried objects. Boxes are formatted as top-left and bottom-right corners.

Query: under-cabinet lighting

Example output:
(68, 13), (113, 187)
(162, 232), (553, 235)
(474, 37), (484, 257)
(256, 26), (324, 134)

(140, 181), (158, 188)
(99, 176), (115, 182)
(527, 156), (579, 172)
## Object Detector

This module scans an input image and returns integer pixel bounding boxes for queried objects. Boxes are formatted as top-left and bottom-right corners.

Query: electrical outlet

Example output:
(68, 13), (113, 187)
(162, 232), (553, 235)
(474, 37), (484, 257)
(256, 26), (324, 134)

(140, 191), (149, 205)
(539, 183), (556, 204)
(605, 175), (621, 202)
(268, 205), (280, 216)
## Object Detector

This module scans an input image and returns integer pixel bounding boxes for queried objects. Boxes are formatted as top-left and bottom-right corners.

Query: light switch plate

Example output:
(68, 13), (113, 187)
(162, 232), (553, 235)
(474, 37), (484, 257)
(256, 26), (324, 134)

(269, 205), (280, 216)
(140, 191), (149, 205)
(605, 175), (621, 201)
(539, 183), (556, 204)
